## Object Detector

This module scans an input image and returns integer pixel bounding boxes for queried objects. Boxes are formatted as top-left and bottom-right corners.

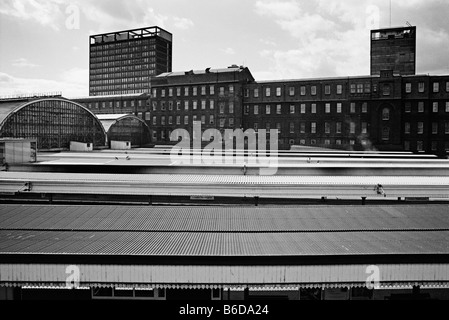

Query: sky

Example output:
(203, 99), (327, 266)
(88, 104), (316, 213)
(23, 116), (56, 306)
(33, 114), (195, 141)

(0, 0), (448, 98)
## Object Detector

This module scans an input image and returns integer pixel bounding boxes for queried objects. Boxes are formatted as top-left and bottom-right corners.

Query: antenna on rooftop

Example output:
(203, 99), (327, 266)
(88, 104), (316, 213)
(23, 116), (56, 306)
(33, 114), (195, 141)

(406, 21), (412, 27)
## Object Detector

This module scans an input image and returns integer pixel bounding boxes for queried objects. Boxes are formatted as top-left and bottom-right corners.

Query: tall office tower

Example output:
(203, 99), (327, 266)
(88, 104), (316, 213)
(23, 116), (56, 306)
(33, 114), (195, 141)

(89, 26), (172, 96)
(371, 26), (416, 76)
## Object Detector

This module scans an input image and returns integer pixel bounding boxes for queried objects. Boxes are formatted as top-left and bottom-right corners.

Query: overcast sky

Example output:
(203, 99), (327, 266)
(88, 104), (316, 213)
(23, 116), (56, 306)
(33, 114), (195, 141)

(1, 0), (448, 97)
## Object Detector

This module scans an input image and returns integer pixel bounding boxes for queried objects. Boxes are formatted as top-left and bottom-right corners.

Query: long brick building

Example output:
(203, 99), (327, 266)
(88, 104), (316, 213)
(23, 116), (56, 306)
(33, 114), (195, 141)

(74, 25), (449, 156)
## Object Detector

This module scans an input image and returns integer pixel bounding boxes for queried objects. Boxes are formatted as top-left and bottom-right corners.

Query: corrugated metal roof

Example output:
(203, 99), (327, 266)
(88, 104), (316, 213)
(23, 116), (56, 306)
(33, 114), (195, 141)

(1, 204), (449, 233)
(2, 263), (448, 289)
(0, 204), (449, 257)
(3, 172), (449, 185)
(0, 230), (448, 256)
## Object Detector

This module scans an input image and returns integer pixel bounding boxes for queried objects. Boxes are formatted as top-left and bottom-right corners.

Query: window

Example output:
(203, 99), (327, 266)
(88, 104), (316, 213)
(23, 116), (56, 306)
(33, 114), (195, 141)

(364, 83), (371, 93)
(276, 104), (282, 115)
(382, 127), (390, 141)
(229, 118), (234, 127)
(266, 105), (271, 115)
(229, 85), (234, 94)
(244, 105), (249, 115)
(418, 122), (424, 134)
(276, 87), (282, 97)
(254, 122), (258, 131)
(184, 87), (189, 96)
(311, 122), (316, 134)
(290, 122), (295, 133)
(405, 122), (411, 134)
(184, 116), (189, 125)
(192, 87), (197, 96)
(265, 87), (271, 97)
(446, 82), (449, 92)
(300, 123), (306, 134)
(311, 86), (317, 96)
(152, 116), (157, 125)
(229, 102), (234, 114)
(417, 141), (424, 152)
(432, 122), (438, 134)
(152, 102), (157, 111)
(219, 103), (225, 114)
(176, 116), (181, 125)
(336, 103), (342, 113)
(177, 87), (181, 97)
(192, 101), (197, 110)
(432, 141), (438, 151)
(325, 85), (331, 95)
(254, 105), (259, 115)
(350, 103), (356, 114)
(418, 102), (424, 113)
(382, 108), (390, 121)
(446, 122), (449, 134)
(220, 119), (225, 128)
(336, 122), (342, 134)
(210, 100), (214, 110)
(169, 88), (173, 97)
(289, 87), (295, 96)
(201, 86), (206, 95)
(168, 116), (173, 125)
(433, 82), (440, 93)
(446, 102), (449, 113)
(350, 84), (356, 94)
(383, 84), (391, 96)
(325, 103), (331, 113)
(362, 122), (367, 134)
(210, 85), (215, 95)
(265, 122), (270, 130)
(311, 104), (316, 114)
(311, 139), (317, 145)
(161, 102), (166, 111)
(169, 101), (173, 111)
(300, 86), (306, 96)
(244, 89), (249, 98)
(219, 87), (225, 96)
(404, 141), (410, 151)
(301, 104), (306, 114)
(362, 102), (368, 113)
(336, 85), (343, 95)
(201, 115), (206, 125)
(433, 102), (439, 113)
(406, 83), (412, 93)
(290, 105), (295, 114)
(161, 116), (166, 125)
(405, 102), (411, 113)
(357, 84), (363, 93)
(152, 88), (157, 98)
(336, 139), (342, 145)
(325, 139), (331, 145)
(201, 100), (206, 110)
(418, 82), (425, 93)
(350, 122), (356, 134)
(300, 139), (306, 145)
(254, 88), (259, 98)
(325, 122), (330, 134)
(276, 123), (282, 133)
(209, 115), (214, 125)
